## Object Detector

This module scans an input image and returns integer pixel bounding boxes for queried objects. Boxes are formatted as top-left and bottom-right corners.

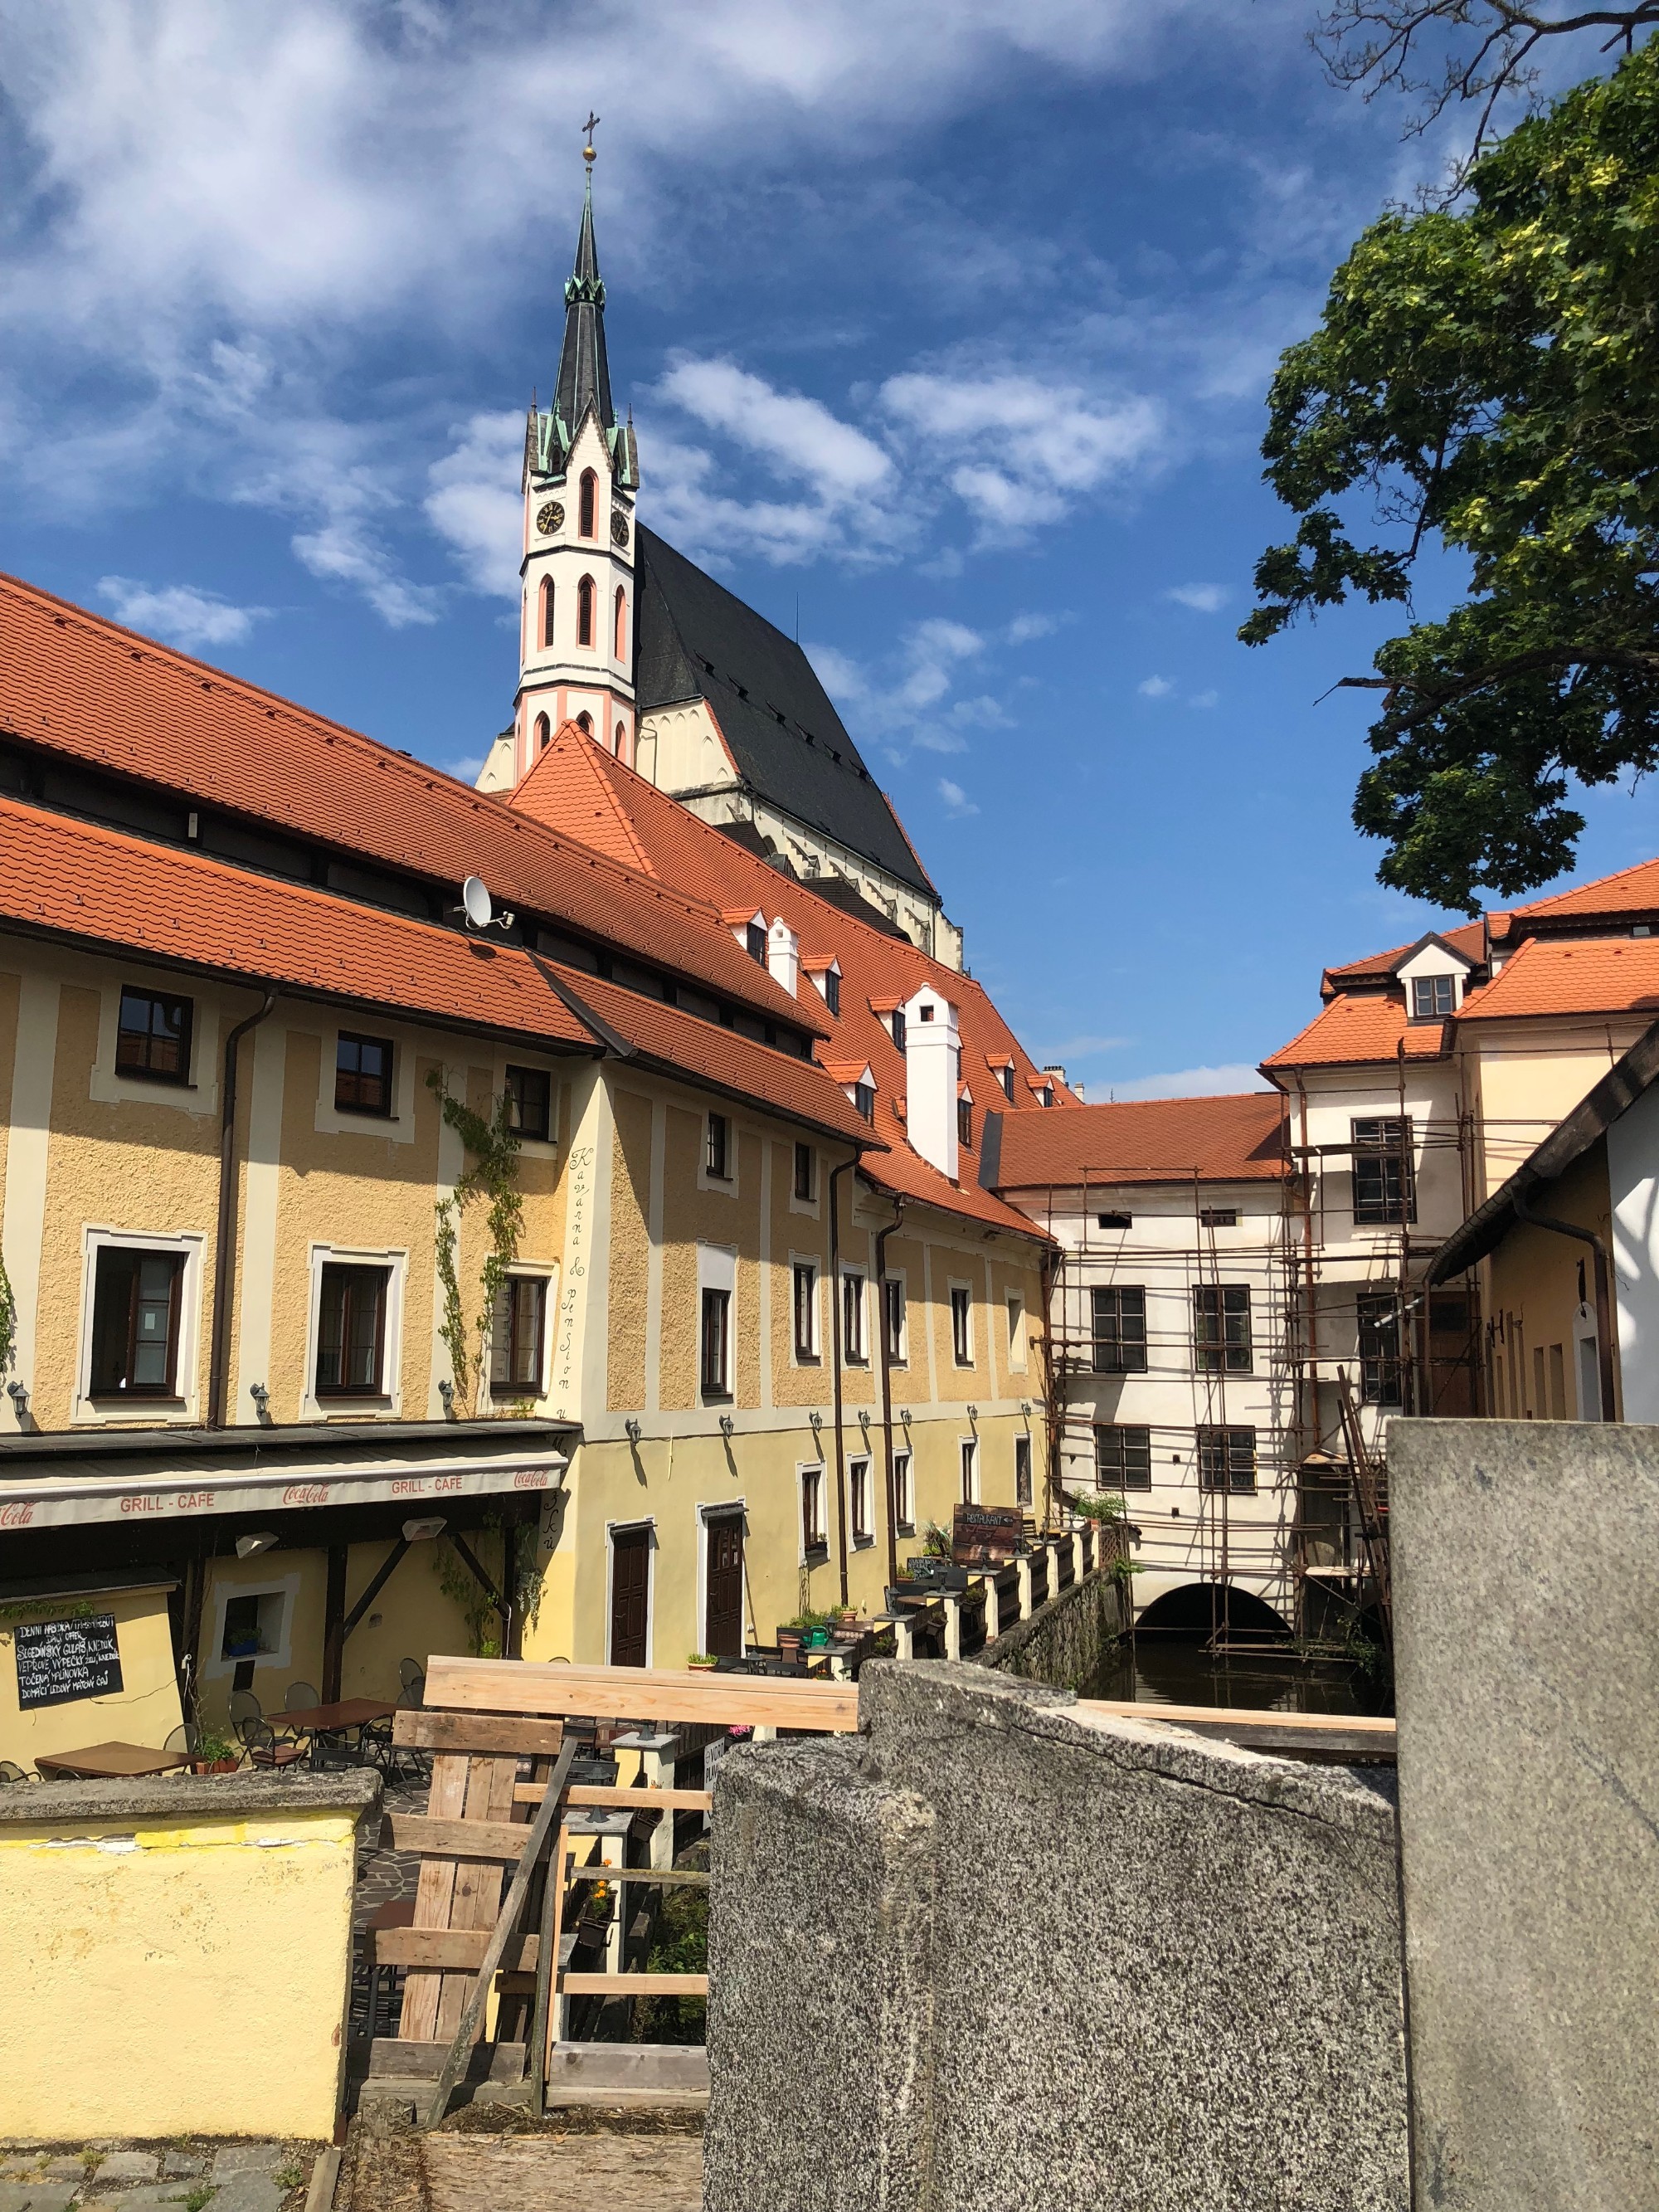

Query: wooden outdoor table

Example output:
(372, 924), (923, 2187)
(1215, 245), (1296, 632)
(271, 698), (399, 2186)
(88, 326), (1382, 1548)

(34, 1741), (191, 1780)
(276, 1698), (396, 1734)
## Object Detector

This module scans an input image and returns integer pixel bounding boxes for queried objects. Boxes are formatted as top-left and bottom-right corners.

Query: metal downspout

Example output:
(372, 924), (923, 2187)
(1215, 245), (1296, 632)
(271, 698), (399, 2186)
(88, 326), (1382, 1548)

(1511, 1184), (1618, 1420)
(208, 987), (277, 1428)
(827, 1155), (856, 1607)
(873, 1193), (906, 1595)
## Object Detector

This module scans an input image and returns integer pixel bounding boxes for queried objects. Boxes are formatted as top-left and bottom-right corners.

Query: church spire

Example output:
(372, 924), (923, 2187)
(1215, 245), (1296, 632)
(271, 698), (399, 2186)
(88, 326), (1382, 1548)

(554, 135), (615, 441)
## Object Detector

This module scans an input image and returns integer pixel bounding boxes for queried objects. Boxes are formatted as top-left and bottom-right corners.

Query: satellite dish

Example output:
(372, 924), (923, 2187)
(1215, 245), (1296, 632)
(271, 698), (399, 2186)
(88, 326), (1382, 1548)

(461, 875), (493, 929)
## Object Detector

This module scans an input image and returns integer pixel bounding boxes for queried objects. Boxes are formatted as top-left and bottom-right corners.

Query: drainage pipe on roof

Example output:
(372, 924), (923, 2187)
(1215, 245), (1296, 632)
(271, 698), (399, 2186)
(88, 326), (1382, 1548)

(208, 987), (277, 1429)
(1511, 1183), (1618, 1420)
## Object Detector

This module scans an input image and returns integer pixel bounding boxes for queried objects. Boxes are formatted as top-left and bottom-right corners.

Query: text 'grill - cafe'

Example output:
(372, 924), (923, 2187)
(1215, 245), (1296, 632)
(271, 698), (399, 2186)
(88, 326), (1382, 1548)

(0, 1420), (572, 1772)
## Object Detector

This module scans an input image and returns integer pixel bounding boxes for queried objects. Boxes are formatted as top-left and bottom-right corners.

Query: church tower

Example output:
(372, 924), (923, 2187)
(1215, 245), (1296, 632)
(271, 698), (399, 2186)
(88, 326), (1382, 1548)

(490, 139), (640, 790)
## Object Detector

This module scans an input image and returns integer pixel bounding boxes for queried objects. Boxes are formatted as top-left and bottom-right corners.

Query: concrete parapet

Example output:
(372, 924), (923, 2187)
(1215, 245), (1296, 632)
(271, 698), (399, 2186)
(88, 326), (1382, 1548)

(1390, 1419), (1659, 2212)
(705, 1662), (1407, 2212)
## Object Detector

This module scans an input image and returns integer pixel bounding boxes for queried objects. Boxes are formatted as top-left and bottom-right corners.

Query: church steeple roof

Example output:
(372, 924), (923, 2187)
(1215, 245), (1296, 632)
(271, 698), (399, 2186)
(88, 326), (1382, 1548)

(554, 155), (615, 441)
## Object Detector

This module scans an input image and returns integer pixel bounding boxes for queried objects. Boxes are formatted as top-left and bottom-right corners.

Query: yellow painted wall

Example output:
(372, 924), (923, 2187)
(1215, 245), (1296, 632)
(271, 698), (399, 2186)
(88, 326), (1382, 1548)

(608, 1087), (652, 1411)
(0, 1586), (183, 1774)
(1486, 1143), (1619, 1420)
(0, 1802), (358, 2139)
(1467, 1022), (1647, 1201)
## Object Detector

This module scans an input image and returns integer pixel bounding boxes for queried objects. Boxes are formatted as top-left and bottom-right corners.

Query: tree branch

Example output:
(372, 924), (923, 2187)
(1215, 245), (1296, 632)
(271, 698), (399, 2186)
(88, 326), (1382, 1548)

(1335, 641), (1659, 725)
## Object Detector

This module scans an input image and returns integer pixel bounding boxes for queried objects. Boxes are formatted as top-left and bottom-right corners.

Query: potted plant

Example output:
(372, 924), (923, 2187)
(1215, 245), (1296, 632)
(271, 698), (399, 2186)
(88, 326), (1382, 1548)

(686, 1652), (718, 1672)
(192, 1730), (240, 1775)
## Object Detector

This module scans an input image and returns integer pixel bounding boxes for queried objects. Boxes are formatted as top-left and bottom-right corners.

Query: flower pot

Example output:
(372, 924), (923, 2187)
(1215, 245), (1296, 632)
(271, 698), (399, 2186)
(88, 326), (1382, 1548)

(192, 1758), (240, 1776)
(777, 1630), (803, 1661)
(687, 1659), (717, 1672)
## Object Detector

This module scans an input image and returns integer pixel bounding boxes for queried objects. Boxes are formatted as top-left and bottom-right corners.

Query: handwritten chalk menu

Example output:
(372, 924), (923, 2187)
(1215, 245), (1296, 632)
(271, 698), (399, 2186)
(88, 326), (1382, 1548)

(953, 1503), (1024, 1566)
(15, 1613), (123, 1709)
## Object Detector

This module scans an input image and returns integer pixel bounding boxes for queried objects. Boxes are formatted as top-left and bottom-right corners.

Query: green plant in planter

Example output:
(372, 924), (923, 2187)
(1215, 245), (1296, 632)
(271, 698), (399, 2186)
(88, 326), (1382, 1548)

(1071, 1491), (1128, 1524)
(784, 1604), (838, 1631)
(195, 1730), (237, 1767)
(922, 1520), (953, 1560)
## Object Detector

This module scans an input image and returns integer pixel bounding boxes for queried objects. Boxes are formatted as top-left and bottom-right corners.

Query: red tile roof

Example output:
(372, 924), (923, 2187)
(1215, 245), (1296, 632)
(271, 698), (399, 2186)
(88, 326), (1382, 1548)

(995, 1092), (1288, 1189)
(1262, 992), (1452, 1073)
(1322, 920), (1485, 991)
(1457, 936), (1659, 1021)
(511, 728), (1065, 1238)
(0, 797), (878, 1146)
(0, 572), (822, 1040)
(1496, 855), (1659, 931)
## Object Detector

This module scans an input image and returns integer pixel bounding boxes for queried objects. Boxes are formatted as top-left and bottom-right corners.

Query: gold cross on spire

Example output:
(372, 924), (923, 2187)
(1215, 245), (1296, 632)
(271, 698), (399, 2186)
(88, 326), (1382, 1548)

(583, 112), (601, 163)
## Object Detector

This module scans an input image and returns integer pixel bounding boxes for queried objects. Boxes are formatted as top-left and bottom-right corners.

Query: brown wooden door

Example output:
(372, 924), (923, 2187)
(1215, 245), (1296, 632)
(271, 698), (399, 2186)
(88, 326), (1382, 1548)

(610, 1525), (651, 1668)
(705, 1514), (744, 1659)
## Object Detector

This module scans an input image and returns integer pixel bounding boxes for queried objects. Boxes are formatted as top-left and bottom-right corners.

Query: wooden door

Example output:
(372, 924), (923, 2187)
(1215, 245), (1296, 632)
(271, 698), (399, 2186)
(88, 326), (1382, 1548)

(705, 1514), (744, 1659)
(610, 1524), (651, 1668)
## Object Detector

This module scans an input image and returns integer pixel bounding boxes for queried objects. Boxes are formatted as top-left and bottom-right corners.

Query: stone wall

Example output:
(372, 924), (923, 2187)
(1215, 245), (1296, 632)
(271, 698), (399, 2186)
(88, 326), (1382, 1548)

(705, 1662), (1408, 2212)
(971, 1557), (1131, 1688)
(1389, 1419), (1659, 2211)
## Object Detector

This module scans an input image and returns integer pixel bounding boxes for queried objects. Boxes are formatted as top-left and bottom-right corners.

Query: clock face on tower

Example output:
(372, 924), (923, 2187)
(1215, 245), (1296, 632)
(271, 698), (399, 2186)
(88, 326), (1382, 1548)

(536, 501), (564, 535)
(611, 510), (630, 548)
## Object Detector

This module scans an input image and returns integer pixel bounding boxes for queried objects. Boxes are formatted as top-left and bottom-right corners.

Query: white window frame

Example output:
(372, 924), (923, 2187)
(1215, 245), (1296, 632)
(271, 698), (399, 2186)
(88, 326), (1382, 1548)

(202, 1571), (301, 1681)
(315, 1021), (418, 1143)
(882, 1271), (909, 1368)
(849, 1455), (874, 1548)
(698, 1243), (737, 1402)
(481, 1262), (559, 1410)
(497, 1055), (561, 1154)
(960, 1435), (980, 1503)
(798, 1459), (829, 1561)
(1006, 1289), (1027, 1372)
(698, 1108), (740, 1196)
(893, 1447), (915, 1533)
(790, 1254), (821, 1366)
(90, 977), (220, 1118)
(75, 1225), (208, 1425)
(840, 1267), (868, 1367)
(788, 1139), (820, 1218)
(302, 1241), (407, 1417)
(949, 1279), (975, 1367)
(1014, 1432), (1034, 1507)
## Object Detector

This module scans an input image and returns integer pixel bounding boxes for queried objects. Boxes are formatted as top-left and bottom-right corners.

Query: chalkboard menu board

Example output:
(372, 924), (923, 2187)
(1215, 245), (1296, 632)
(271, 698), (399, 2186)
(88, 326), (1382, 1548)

(15, 1614), (124, 1710)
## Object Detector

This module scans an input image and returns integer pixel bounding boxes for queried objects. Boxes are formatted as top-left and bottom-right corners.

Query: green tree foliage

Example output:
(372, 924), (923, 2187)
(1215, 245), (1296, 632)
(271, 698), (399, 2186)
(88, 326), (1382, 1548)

(1243, 41), (1659, 909)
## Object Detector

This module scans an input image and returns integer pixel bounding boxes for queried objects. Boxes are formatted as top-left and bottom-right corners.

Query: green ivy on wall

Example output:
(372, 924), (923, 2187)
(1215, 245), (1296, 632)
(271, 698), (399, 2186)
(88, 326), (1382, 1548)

(427, 1069), (525, 1418)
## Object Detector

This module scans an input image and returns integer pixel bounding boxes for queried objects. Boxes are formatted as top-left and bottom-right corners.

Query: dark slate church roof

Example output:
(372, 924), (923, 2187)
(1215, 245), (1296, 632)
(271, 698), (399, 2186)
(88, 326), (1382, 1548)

(634, 525), (937, 902)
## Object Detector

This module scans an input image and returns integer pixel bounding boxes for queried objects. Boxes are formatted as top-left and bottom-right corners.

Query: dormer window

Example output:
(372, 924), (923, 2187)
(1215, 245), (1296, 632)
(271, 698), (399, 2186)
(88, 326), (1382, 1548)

(746, 921), (766, 964)
(957, 1096), (972, 1147)
(918, 1003), (935, 1023)
(998, 1065), (1014, 1101)
(891, 1008), (906, 1052)
(854, 1081), (875, 1123)
(1035, 1083), (1053, 1108)
(1411, 974), (1457, 1020)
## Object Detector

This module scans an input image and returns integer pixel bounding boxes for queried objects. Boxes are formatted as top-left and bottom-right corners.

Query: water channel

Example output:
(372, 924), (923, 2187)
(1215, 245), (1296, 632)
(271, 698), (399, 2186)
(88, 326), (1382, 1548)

(1081, 1633), (1393, 1717)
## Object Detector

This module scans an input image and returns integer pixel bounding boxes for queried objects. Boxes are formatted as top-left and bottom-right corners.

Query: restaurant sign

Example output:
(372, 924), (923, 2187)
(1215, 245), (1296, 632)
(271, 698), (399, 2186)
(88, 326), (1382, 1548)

(952, 1503), (1024, 1567)
(15, 1613), (124, 1709)
(0, 1456), (566, 1531)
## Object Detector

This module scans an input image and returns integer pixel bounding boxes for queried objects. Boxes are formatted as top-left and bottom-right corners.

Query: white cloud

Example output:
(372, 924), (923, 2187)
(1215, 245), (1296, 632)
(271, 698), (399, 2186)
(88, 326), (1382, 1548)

(1005, 611), (1059, 645)
(1107, 1063), (1272, 1101)
(1138, 674), (1173, 699)
(425, 411), (524, 598)
(938, 777), (979, 817)
(805, 641), (868, 702)
(659, 358), (893, 502)
(1165, 582), (1228, 612)
(95, 575), (270, 651)
(1189, 688), (1219, 708)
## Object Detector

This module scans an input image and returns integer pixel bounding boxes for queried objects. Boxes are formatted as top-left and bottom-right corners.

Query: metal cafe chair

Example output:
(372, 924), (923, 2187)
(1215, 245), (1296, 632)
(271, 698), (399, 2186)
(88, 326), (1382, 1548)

(0, 1760), (27, 1784)
(228, 1689), (264, 1737)
(163, 1722), (202, 1767)
(398, 1659), (426, 1703)
(285, 1680), (321, 1710)
(236, 1717), (307, 1771)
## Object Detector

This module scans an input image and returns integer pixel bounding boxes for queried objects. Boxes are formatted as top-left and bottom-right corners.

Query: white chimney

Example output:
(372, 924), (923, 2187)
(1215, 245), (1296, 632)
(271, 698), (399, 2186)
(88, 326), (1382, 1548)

(903, 985), (960, 1181)
(767, 916), (800, 997)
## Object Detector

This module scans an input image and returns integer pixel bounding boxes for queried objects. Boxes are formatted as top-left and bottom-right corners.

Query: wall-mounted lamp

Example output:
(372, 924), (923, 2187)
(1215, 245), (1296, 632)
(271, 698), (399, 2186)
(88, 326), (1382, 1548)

(898, 1407), (912, 1427)
(6, 1381), (28, 1419)
(235, 1531), (279, 1560)
(1019, 1401), (1031, 1420)
(719, 1413), (736, 1438)
(401, 1517), (447, 1543)
(858, 1407), (872, 1435)
(809, 1409), (824, 1432)
(248, 1381), (271, 1420)
(966, 1405), (980, 1423)
(437, 1378), (456, 1419)
(625, 1418), (643, 1445)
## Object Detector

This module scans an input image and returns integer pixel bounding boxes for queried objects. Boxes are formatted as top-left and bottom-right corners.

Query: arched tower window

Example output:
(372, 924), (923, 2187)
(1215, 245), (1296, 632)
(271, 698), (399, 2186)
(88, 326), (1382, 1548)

(614, 587), (627, 660)
(579, 470), (597, 538)
(577, 575), (595, 647)
(613, 719), (625, 758)
(533, 711), (551, 750)
(576, 710), (594, 737)
(538, 577), (554, 650)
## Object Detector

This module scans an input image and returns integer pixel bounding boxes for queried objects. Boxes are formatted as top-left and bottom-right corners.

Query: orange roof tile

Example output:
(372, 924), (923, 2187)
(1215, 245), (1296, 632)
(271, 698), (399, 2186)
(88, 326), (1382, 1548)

(1262, 992), (1452, 1073)
(510, 727), (1063, 1238)
(1503, 855), (1659, 928)
(995, 1093), (1288, 1189)
(0, 797), (878, 1146)
(0, 573), (822, 1041)
(1322, 920), (1485, 989)
(1457, 936), (1659, 1021)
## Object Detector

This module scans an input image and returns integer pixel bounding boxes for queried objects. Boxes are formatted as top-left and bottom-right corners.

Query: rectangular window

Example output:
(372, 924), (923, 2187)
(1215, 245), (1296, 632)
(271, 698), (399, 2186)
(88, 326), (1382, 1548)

(220, 1591), (285, 1663)
(1014, 1434), (1033, 1507)
(854, 1080), (875, 1123)
(1197, 1425), (1257, 1493)
(745, 921), (766, 964)
(1006, 1292), (1025, 1367)
(1357, 1292), (1404, 1407)
(891, 1007), (906, 1052)
(706, 1111), (731, 1180)
(700, 1286), (732, 1399)
(115, 987), (192, 1084)
(951, 1285), (973, 1366)
(792, 1262), (819, 1362)
(1199, 1206), (1237, 1230)
(315, 1262), (391, 1396)
(824, 968), (841, 1017)
(1097, 1211), (1132, 1231)
(1095, 1423), (1152, 1491)
(1352, 1117), (1416, 1225)
(893, 1449), (914, 1532)
(801, 1464), (827, 1555)
(793, 1141), (815, 1201)
(883, 1277), (907, 1366)
(490, 1274), (548, 1396)
(1411, 973), (1456, 1019)
(335, 1031), (393, 1116)
(1194, 1284), (1253, 1373)
(1091, 1285), (1146, 1373)
(850, 1457), (873, 1547)
(89, 1247), (184, 1396)
(957, 1097), (973, 1147)
(842, 1271), (866, 1363)
(960, 1436), (980, 1503)
(999, 1065), (1014, 1101)
(504, 1065), (551, 1143)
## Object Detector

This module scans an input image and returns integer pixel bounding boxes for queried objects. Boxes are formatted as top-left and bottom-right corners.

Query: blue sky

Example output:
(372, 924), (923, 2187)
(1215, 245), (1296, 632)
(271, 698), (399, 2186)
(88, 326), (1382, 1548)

(2, 2), (1652, 1097)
